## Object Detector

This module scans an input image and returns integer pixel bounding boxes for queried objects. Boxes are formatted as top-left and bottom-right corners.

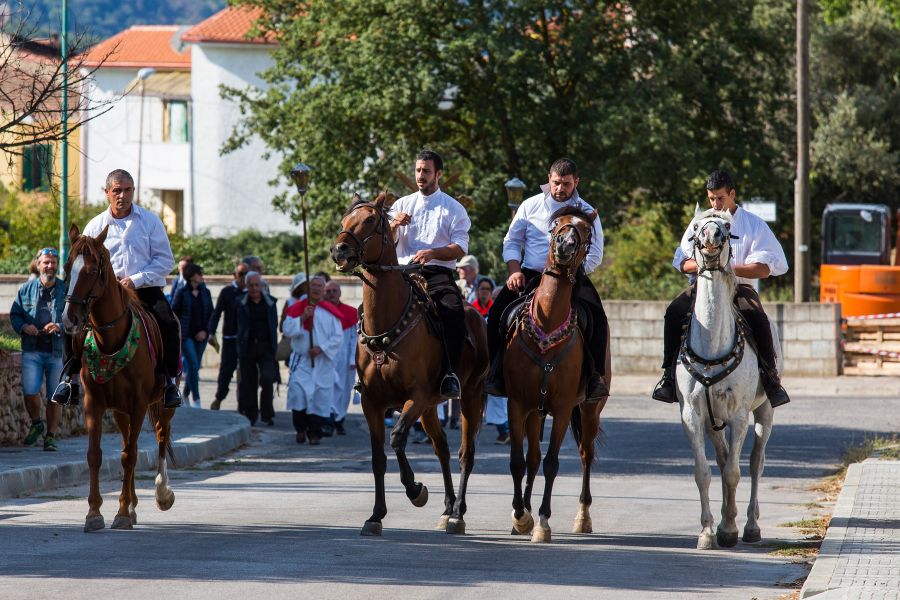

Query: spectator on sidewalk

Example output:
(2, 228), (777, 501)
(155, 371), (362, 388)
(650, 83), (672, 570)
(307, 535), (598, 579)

(208, 262), (248, 410)
(169, 255), (193, 301)
(284, 276), (344, 445)
(471, 278), (494, 318)
(171, 263), (214, 409)
(242, 255), (271, 295)
(10, 247), (66, 451)
(236, 272), (278, 426)
(456, 255), (491, 304)
(324, 280), (359, 435)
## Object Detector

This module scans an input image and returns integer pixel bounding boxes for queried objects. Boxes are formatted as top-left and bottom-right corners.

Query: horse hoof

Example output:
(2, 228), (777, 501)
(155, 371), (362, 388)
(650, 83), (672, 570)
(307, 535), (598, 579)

(129, 510), (138, 525)
(436, 514), (450, 530)
(360, 521), (383, 537)
(510, 510), (534, 535)
(697, 532), (718, 550)
(531, 526), (551, 543)
(156, 490), (175, 512)
(446, 517), (466, 535)
(716, 529), (739, 548)
(410, 484), (428, 508)
(111, 515), (133, 530)
(572, 517), (593, 534)
(742, 528), (762, 543)
(83, 515), (105, 533)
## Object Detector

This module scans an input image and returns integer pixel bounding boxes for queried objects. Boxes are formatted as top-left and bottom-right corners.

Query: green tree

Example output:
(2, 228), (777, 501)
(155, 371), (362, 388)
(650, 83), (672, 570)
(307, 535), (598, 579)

(223, 0), (795, 282)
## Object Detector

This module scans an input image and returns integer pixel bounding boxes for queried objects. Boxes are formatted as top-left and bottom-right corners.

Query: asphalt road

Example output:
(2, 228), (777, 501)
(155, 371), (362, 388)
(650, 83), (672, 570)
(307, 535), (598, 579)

(2, 390), (898, 600)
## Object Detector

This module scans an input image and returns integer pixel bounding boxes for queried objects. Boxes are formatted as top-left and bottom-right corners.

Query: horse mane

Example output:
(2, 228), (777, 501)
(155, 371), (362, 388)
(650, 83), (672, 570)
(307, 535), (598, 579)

(343, 191), (394, 217)
(70, 233), (142, 312)
(550, 205), (595, 223)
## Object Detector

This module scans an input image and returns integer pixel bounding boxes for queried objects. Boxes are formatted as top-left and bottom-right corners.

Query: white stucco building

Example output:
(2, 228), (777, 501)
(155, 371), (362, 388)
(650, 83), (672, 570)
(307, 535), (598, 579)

(80, 7), (290, 236)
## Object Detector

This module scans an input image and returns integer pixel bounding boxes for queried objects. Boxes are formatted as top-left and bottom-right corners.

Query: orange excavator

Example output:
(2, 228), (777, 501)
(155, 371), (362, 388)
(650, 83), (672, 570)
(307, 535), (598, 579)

(820, 204), (900, 317)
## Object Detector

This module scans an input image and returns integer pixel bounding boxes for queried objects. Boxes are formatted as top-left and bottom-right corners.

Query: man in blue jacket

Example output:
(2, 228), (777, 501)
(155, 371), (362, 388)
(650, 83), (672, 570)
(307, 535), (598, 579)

(10, 248), (66, 450)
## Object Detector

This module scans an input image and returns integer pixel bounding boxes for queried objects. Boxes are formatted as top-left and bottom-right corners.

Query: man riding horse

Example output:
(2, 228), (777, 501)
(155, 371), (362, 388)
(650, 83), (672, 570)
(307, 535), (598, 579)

(52, 169), (184, 409)
(651, 169), (790, 407)
(388, 150), (471, 400)
(486, 157), (609, 401)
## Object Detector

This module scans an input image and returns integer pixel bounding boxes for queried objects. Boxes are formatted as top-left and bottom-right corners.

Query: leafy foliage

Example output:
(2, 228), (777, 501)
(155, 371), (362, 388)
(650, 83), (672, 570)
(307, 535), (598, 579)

(169, 229), (313, 276)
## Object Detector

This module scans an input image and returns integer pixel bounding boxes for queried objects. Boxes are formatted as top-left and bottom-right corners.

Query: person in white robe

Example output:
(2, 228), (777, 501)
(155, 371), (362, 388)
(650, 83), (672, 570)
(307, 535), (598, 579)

(284, 276), (344, 445)
(324, 280), (359, 435)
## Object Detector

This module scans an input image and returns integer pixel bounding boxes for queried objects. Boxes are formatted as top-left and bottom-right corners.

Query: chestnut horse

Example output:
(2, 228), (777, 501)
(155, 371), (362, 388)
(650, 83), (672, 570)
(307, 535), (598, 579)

(62, 224), (175, 532)
(331, 192), (489, 536)
(504, 207), (611, 543)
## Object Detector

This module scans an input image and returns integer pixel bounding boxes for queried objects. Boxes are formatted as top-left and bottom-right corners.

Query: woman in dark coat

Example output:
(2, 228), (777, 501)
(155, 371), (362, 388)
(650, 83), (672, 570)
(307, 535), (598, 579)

(171, 263), (214, 407)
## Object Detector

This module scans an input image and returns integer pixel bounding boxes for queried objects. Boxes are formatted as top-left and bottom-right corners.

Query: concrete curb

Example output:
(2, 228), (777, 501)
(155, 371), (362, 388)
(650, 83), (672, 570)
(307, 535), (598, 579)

(800, 462), (863, 598)
(0, 412), (251, 499)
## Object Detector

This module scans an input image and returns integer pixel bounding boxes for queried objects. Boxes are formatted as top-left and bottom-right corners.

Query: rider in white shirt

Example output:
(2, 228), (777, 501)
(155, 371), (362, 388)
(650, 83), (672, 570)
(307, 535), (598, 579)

(52, 169), (184, 408)
(389, 150), (471, 399)
(651, 169), (790, 407)
(486, 158), (609, 401)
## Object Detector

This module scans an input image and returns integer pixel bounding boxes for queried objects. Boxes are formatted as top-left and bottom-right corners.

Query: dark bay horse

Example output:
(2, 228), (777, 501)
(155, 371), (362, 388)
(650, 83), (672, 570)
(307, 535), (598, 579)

(504, 207), (611, 542)
(62, 224), (175, 532)
(331, 192), (489, 536)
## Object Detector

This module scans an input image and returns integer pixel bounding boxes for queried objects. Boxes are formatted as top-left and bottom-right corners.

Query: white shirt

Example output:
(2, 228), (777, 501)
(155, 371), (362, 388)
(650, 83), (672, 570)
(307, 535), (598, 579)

(388, 187), (470, 269)
(502, 185), (604, 273)
(283, 306), (344, 417)
(673, 205), (789, 287)
(83, 204), (175, 289)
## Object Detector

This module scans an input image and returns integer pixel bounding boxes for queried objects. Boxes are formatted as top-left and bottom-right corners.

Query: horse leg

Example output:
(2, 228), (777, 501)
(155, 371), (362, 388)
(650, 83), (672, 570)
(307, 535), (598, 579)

(154, 406), (176, 512)
(573, 404), (601, 534)
(531, 411), (570, 543)
(84, 401), (105, 533)
(360, 398), (388, 536)
(522, 411), (542, 519)
(707, 422), (730, 533)
(744, 402), (773, 543)
(113, 408), (146, 529)
(447, 380), (482, 535)
(419, 407), (456, 532)
(111, 411), (133, 529)
(716, 412), (749, 548)
(681, 405), (716, 549)
(390, 399), (428, 508)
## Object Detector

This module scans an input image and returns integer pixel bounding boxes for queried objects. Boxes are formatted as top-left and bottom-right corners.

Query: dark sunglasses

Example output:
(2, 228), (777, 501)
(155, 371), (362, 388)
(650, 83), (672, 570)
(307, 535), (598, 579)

(38, 248), (59, 257)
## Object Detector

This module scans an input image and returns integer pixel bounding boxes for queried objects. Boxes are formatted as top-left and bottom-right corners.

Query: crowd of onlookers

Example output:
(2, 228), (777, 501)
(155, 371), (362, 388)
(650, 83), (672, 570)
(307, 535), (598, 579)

(9, 246), (509, 451)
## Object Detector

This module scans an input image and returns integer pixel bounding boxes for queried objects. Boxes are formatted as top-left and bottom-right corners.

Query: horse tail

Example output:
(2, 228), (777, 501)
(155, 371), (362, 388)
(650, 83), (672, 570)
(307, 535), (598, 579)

(570, 404), (583, 448)
(147, 402), (177, 469)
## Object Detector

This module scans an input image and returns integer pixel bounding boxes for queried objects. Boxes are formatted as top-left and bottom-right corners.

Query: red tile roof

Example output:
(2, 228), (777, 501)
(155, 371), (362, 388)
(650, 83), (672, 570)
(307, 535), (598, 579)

(181, 7), (275, 45)
(82, 26), (191, 70)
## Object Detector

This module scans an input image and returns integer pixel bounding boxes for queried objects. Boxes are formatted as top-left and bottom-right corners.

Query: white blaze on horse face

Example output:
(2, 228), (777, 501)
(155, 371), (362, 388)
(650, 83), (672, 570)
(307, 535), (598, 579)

(62, 254), (84, 330)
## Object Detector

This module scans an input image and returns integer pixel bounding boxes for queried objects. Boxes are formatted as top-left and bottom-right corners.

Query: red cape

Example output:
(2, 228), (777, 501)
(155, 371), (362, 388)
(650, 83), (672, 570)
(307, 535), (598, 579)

(286, 298), (344, 331)
(335, 302), (359, 330)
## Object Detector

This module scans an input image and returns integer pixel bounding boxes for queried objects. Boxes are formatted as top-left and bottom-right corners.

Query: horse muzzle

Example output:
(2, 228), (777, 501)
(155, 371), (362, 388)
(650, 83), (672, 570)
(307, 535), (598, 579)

(331, 243), (358, 272)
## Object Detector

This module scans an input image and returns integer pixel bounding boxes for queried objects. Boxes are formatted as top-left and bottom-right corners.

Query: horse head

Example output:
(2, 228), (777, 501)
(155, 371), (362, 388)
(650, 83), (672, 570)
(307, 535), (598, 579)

(62, 223), (112, 334)
(331, 191), (396, 272)
(546, 206), (596, 281)
(690, 208), (734, 274)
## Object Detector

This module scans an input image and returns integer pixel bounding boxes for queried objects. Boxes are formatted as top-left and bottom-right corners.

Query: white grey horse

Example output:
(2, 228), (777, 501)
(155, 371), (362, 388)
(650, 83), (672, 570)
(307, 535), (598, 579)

(676, 208), (778, 550)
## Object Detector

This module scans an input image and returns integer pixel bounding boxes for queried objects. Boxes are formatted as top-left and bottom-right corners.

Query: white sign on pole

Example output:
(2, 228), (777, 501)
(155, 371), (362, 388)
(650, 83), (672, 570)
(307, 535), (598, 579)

(744, 200), (777, 222)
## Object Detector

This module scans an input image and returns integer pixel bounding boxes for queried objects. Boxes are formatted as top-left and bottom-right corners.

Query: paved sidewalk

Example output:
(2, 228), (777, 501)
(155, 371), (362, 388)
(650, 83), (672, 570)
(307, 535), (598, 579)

(0, 407), (250, 499)
(801, 459), (900, 599)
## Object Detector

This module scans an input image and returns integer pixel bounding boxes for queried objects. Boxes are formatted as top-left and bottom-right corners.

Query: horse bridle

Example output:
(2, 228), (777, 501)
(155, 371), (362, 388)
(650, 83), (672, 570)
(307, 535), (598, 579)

(337, 202), (395, 272)
(546, 219), (591, 284)
(690, 218), (738, 277)
(65, 251), (128, 332)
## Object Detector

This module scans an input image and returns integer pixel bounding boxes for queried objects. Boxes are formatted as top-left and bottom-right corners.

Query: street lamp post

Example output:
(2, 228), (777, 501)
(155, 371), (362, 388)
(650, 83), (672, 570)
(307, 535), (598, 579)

(290, 163), (314, 364)
(135, 67), (156, 204)
(59, 0), (68, 266)
(504, 177), (526, 218)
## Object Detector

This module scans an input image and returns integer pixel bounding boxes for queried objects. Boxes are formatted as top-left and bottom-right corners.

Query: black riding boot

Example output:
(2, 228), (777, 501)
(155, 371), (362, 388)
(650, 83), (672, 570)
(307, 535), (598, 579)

(163, 377), (183, 408)
(586, 373), (609, 402)
(760, 367), (790, 408)
(484, 351), (505, 397)
(652, 367), (678, 403)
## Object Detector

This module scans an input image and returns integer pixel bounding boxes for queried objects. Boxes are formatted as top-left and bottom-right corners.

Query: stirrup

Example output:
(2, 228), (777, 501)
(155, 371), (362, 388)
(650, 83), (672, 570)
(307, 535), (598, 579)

(163, 380), (183, 409)
(651, 372), (678, 404)
(51, 379), (78, 407)
(440, 372), (461, 400)
(761, 371), (791, 408)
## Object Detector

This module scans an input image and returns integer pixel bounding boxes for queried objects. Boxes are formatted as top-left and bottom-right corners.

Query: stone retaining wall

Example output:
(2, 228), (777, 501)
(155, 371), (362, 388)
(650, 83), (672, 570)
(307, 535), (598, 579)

(606, 300), (843, 376)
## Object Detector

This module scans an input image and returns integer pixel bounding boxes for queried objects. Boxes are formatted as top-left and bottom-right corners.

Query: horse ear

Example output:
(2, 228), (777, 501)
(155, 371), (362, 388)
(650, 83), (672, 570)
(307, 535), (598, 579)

(694, 202), (703, 218)
(586, 210), (598, 223)
(349, 193), (361, 208)
(95, 224), (109, 245)
(374, 192), (387, 208)
(68, 223), (80, 243)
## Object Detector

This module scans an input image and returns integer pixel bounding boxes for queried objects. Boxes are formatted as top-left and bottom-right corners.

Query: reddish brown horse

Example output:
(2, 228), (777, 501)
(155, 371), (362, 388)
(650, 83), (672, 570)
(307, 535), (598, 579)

(331, 192), (489, 536)
(62, 224), (175, 532)
(503, 207), (611, 542)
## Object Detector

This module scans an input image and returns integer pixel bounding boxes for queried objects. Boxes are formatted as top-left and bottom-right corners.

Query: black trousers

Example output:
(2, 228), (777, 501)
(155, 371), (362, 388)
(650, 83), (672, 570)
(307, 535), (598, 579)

(422, 266), (465, 371)
(61, 285), (181, 379)
(238, 340), (276, 425)
(487, 268), (608, 376)
(661, 284), (777, 370)
(292, 410), (324, 437)
(214, 338), (238, 401)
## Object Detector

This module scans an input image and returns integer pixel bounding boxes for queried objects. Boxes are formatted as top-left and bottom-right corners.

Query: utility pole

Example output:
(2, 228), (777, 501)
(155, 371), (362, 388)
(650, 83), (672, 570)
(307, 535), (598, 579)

(59, 0), (69, 266)
(795, 0), (811, 302)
